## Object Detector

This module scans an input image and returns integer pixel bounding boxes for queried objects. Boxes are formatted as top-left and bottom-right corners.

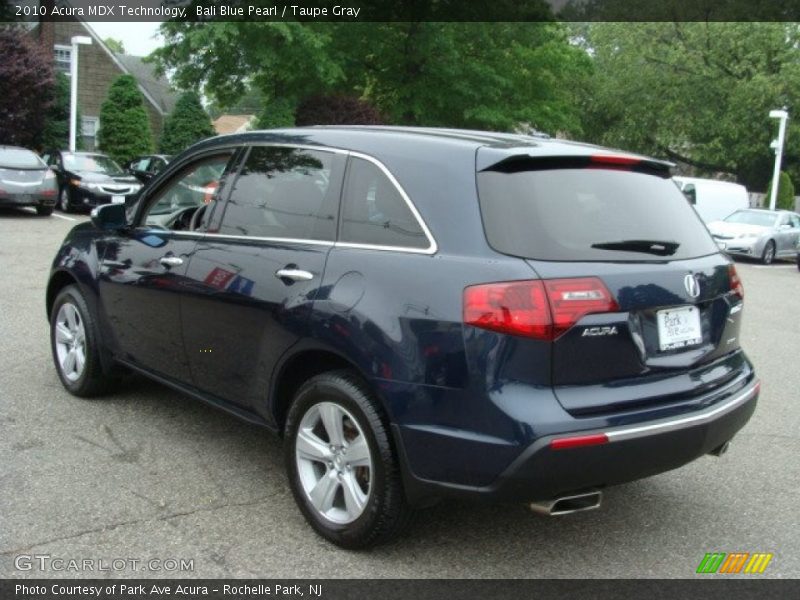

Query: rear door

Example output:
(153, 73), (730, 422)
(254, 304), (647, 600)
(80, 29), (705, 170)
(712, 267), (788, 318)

(180, 145), (344, 413)
(476, 152), (745, 415)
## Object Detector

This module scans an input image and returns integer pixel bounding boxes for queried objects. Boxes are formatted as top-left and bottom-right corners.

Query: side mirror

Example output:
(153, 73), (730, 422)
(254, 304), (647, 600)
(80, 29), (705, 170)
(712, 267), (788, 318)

(90, 203), (128, 231)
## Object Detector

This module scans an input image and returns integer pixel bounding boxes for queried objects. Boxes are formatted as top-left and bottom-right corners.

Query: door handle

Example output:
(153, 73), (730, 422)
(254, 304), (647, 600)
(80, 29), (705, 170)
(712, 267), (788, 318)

(275, 268), (314, 282)
(159, 256), (184, 268)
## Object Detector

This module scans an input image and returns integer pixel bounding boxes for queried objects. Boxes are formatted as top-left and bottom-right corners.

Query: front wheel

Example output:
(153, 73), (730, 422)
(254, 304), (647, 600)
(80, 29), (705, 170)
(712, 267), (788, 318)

(50, 285), (117, 397)
(37, 204), (54, 216)
(284, 370), (413, 548)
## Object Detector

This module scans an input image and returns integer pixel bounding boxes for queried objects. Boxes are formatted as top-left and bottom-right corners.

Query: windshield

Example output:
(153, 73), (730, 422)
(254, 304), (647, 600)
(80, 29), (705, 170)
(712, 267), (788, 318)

(723, 210), (778, 228)
(63, 154), (124, 176)
(0, 148), (46, 169)
(477, 167), (720, 261)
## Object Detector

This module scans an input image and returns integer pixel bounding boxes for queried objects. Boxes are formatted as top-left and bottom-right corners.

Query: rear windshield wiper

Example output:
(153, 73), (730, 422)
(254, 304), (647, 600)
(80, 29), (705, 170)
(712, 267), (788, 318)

(590, 239), (680, 256)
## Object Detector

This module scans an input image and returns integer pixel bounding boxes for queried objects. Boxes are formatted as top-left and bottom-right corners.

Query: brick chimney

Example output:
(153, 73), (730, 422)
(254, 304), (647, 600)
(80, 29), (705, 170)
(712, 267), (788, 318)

(39, 1), (55, 53)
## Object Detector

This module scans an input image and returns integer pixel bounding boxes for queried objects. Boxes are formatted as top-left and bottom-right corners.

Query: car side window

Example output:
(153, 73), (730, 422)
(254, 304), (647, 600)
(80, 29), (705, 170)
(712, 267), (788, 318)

(140, 153), (235, 230)
(339, 157), (429, 250)
(790, 214), (800, 228)
(217, 146), (338, 241)
(136, 158), (150, 172)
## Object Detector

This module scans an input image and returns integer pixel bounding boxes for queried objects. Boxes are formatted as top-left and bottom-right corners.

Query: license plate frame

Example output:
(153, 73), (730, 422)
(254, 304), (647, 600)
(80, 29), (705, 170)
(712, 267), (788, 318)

(657, 305), (703, 351)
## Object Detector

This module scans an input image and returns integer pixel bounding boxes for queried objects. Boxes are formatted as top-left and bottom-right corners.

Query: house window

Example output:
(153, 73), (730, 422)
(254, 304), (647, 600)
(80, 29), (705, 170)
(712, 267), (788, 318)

(54, 45), (72, 75)
(81, 117), (99, 151)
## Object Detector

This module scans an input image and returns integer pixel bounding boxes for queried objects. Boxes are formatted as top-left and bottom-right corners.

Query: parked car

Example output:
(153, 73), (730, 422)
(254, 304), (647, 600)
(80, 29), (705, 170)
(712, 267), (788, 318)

(707, 208), (800, 264)
(46, 127), (759, 548)
(0, 146), (57, 215)
(43, 150), (142, 213)
(125, 154), (172, 184)
(674, 176), (750, 223)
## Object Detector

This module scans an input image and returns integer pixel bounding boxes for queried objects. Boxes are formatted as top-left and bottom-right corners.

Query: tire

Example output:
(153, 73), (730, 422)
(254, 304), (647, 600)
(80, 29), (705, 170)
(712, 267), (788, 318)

(761, 240), (776, 265)
(58, 187), (71, 213)
(50, 285), (118, 397)
(37, 205), (54, 216)
(284, 370), (413, 548)
(797, 254), (800, 272)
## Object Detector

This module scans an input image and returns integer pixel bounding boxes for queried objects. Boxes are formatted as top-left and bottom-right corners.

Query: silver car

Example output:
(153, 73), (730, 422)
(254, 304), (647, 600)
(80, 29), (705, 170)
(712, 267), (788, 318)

(707, 208), (800, 264)
(0, 146), (58, 216)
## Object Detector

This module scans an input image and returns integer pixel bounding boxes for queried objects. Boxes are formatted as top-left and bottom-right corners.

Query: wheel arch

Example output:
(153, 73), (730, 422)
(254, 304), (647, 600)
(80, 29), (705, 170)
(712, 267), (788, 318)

(46, 270), (80, 320)
(269, 346), (382, 435)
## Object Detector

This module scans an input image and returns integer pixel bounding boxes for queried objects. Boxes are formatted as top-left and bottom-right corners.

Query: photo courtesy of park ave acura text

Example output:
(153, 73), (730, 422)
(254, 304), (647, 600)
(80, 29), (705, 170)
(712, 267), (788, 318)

(1, 0), (799, 591)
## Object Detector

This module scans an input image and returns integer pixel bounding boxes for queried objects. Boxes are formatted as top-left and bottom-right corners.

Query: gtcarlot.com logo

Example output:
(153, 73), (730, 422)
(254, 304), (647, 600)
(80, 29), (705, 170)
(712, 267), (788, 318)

(696, 552), (773, 574)
(14, 554), (194, 573)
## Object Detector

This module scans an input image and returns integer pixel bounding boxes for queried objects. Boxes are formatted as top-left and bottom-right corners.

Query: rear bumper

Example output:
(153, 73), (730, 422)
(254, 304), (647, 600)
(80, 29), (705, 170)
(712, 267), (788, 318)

(0, 193), (56, 207)
(395, 376), (759, 505)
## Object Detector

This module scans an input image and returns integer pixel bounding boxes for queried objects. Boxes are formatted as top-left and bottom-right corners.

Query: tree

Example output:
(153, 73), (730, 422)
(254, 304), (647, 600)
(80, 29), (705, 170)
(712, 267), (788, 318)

(151, 22), (591, 134)
(295, 95), (384, 126)
(574, 23), (800, 190)
(764, 171), (796, 211)
(40, 71), (84, 151)
(0, 26), (56, 148)
(98, 74), (153, 164)
(160, 91), (215, 154)
(104, 37), (125, 54)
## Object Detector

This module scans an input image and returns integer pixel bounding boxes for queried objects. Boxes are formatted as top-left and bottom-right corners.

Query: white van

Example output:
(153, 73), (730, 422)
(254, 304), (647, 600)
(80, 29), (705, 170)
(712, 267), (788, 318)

(673, 176), (750, 223)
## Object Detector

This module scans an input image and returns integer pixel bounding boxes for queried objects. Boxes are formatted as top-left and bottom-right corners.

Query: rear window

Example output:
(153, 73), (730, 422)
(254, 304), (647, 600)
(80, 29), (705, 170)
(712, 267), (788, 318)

(0, 148), (45, 169)
(477, 167), (720, 261)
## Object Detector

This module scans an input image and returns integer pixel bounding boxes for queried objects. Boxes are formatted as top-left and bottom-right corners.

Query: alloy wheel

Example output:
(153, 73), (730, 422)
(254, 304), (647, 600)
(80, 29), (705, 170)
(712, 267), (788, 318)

(59, 188), (69, 211)
(295, 401), (373, 524)
(54, 302), (86, 382)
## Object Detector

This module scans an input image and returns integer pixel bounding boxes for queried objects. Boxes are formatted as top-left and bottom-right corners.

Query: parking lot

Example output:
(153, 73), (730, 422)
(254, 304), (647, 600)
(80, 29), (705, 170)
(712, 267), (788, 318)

(0, 206), (798, 579)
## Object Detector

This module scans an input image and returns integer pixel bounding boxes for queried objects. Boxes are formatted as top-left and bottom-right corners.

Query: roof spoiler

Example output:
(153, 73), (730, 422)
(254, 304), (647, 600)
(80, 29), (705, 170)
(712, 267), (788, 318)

(479, 154), (675, 178)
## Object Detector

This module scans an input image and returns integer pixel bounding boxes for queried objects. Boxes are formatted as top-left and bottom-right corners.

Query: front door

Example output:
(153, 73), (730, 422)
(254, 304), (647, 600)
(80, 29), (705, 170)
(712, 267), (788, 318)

(98, 151), (239, 382)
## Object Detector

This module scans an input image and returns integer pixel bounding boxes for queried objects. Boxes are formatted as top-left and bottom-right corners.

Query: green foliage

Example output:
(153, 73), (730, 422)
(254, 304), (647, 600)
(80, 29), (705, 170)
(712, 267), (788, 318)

(104, 38), (125, 54)
(764, 171), (796, 211)
(160, 92), (215, 154)
(98, 75), (154, 164)
(573, 22), (800, 190)
(41, 72), (84, 151)
(151, 22), (591, 135)
(0, 26), (56, 148)
(255, 98), (296, 129)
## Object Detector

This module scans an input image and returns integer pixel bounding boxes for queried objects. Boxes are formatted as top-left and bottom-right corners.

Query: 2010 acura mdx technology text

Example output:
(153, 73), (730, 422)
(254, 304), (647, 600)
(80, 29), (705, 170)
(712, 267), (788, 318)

(46, 127), (759, 548)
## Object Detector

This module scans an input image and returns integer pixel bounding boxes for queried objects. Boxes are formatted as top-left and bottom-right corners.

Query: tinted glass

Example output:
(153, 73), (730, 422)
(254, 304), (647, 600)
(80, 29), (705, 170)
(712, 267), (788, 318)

(724, 210), (778, 228)
(0, 148), (45, 169)
(219, 147), (336, 241)
(63, 154), (124, 176)
(143, 155), (233, 227)
(477, 168), (720, 261)
(340, 157), (428, 249)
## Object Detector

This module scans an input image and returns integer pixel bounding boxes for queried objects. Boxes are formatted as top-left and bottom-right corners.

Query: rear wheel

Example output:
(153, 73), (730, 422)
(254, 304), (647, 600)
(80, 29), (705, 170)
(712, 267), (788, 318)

(58, 187), (71, 213)
(284, 370), (413, 548)
(50, 285), (117, 397)
(761, 240), (776, 265)
(37, 204), (54, 216)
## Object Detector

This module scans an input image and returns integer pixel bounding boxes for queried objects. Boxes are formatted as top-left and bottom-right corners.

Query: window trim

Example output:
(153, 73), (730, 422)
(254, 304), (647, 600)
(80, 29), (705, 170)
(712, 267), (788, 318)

(336, 151), (438, 255)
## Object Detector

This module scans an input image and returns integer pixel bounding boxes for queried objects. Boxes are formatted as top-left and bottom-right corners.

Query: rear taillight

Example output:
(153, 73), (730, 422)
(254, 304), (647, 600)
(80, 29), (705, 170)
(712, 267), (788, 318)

(463, 277), (618, 341)
(728, 264), (744, 299)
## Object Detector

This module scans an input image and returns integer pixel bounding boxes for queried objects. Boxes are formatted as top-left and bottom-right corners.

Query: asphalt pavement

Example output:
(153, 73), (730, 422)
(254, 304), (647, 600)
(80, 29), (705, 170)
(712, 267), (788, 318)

(1, 206), (798, 578)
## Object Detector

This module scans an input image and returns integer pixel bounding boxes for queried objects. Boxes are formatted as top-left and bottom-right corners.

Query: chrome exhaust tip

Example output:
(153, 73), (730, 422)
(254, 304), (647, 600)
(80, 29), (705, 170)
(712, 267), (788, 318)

(529, 490), (603, 516)
(708, 441), (731, 457)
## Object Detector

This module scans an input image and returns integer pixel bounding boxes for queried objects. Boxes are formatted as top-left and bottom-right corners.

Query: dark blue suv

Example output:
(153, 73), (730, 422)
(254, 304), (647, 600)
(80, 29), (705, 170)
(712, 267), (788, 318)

(46, 127), (759, 547)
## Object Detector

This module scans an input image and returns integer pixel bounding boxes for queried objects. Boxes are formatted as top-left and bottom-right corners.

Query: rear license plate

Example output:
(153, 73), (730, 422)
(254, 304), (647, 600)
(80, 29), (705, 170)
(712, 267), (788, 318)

(111, 195), (125, 204)
(657, 305), (702, 351)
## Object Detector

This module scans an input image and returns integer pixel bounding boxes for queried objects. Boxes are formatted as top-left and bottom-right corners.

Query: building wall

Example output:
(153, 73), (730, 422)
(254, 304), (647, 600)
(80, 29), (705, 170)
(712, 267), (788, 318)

(49, 21), (164, 149)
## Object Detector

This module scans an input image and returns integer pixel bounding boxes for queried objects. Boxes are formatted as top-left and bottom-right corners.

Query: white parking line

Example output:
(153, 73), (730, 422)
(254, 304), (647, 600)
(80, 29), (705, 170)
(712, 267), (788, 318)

(51, 213), (76, 222)
(752, 264), (796, 269)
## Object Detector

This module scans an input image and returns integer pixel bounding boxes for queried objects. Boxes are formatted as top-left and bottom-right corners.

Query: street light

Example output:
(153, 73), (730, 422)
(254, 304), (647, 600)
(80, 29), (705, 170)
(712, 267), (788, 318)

(767, 108), (789, 211)
(69, 35), (93, 152)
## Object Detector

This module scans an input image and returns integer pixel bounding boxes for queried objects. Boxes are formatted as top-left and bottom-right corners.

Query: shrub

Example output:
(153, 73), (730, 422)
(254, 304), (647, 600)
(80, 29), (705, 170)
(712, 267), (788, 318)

(764, 171), (796, 211)
(98, 74), (153, 164)
(160, 91), (215, 155)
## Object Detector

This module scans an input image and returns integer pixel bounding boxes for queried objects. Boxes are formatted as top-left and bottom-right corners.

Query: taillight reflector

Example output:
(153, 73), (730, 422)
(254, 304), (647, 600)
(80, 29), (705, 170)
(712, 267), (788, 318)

(728, 264), (744, 299)
(550, 433), (609, 450)
(463, 277), (618, 340)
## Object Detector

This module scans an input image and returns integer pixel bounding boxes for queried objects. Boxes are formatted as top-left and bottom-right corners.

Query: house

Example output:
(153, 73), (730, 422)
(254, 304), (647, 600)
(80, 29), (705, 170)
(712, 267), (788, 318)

(32, 17), (175, 150)
(212, 114), (257, 136)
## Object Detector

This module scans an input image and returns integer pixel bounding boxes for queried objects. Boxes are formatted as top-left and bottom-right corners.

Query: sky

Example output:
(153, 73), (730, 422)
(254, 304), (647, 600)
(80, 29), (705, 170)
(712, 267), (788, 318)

(89, 21), (163, 57)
